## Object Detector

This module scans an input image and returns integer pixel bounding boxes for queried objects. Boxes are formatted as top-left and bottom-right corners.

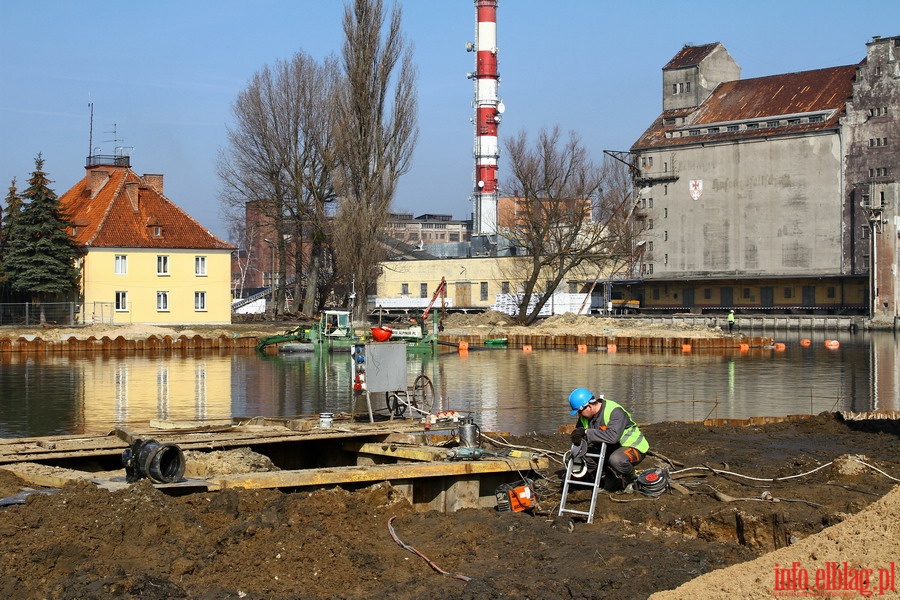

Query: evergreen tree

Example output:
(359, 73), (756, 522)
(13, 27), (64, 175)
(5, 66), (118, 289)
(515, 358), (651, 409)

(0, 177), (23, 289)
(4, 156), (82, 321)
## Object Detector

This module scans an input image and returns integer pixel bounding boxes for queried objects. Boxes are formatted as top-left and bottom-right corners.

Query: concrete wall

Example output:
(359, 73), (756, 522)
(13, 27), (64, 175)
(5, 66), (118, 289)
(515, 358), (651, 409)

(662, 44), (740, 112)
(375, 256), (526, 309)
(638, 132), (844, 279)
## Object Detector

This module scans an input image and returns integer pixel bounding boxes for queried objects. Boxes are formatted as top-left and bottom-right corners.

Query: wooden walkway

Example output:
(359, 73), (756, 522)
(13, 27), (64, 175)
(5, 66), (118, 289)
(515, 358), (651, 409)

(0, 418), (549, 513)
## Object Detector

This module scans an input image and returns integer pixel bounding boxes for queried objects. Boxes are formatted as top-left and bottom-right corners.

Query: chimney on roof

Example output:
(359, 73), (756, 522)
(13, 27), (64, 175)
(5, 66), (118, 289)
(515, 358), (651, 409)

(88, 169), (110, 199)
(124, 182), (139, 211)
(142, 173), (163, 195)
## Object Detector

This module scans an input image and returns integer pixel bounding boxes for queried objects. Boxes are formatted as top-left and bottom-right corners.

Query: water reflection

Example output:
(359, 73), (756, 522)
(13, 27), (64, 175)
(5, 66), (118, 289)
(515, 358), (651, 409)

(0, 332), (896, 438)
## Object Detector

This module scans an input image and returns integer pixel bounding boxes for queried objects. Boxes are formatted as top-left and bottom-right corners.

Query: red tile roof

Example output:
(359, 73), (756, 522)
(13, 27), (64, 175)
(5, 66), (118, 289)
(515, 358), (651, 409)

(60, 167), (235, 250)
(632, 64), (858, 150)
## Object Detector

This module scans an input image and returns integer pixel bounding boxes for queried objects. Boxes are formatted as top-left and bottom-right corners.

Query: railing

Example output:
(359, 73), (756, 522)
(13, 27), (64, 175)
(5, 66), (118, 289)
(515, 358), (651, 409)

(85, 155), (131, 168)
(231, 275), (298, 311)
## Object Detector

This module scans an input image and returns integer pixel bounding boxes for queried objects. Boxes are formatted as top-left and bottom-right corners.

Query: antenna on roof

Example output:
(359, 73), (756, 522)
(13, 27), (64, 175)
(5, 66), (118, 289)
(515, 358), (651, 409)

(87, 102), (94, 157)
(104, 123), (122, 154)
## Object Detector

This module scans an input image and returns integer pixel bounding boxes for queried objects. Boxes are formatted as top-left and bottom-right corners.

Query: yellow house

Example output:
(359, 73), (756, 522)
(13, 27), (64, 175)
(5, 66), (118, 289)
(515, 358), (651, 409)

(59, 159), (235, 325)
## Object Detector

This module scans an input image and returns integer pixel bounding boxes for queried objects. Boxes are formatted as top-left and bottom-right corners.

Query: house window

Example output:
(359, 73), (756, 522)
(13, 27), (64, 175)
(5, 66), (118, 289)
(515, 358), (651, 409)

(707, 127), (719, 134)
(115, 255), (127, 275)
(664, 253), (668, 265)
(480, 282), (488, 301)
(664, 230), (668, 241)
(808, 115), (823, 123)
(767, 121), (780, 128)
(689, 129), (700, 136)
(685, 81), (691, 92)
(152, 226), (163, 237)
(787, 119), (800, 125)
(648, 264), (653, 274)
(664, 184), (668, 195)
(648, 241), (654, 251)
(743, 288), (751, 299)
(746, 123), (759, 129)
(704, 288), (712, 300)
(827, 287), (836, 299)
(156, 291), (169, 311)
(195, 291), (207, 311)
(727, 125), (739, 132)
(401, 283), (409, 295)
(115, 291), (128, 311)
(157, 255), (169, 275)
(652, 288), (660, 300)
(420, 283), (428, 298)
(648, 219), (654, 230)
(664, 207), (668, 218)
(501, 281), (510, 294)
(784, 288), (793, 299)
(672, 84), (678, 95)
(195, 256), (207, 276)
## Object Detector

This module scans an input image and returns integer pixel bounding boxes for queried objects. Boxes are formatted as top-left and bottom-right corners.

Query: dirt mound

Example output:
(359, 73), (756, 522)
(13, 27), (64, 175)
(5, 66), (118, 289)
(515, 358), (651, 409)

(0, 414), (897, 598)
(650, 485), (900, 599)
(442, 310), (725, 338)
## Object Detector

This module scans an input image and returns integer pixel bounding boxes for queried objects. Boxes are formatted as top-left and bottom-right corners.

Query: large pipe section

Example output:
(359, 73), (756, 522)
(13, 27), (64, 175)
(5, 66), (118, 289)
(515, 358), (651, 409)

(467, 0), (504, 237)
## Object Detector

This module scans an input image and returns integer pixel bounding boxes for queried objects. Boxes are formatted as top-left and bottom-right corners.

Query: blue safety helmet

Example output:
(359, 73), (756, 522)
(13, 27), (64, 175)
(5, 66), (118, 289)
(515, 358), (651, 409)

(568, 387), (595, 416)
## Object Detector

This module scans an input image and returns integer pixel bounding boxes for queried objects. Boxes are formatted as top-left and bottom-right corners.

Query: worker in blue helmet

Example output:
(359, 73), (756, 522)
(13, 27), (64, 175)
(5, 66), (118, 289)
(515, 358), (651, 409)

(568, 387), (650, 490)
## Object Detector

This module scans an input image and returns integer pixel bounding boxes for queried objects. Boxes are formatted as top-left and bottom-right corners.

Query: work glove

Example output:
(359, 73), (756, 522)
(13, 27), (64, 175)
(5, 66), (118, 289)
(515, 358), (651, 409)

(570, 427), (585, 446)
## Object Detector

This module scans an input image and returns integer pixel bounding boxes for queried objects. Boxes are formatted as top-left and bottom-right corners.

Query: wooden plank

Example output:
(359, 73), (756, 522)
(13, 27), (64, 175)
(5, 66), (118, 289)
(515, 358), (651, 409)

(343, 442), (447, 462)
(206, 456), (549, 490)
(149, 419), (237, 430)
(0, 463), (101, 488)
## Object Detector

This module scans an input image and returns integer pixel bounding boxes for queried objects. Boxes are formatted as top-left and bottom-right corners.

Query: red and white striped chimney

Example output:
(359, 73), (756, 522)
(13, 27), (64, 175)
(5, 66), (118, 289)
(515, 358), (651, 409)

(468, 0), (503, 236)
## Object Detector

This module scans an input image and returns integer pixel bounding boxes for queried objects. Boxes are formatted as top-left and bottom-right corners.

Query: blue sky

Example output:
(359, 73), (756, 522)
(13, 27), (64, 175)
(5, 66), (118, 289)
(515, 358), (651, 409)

(1, 1), (896, 240)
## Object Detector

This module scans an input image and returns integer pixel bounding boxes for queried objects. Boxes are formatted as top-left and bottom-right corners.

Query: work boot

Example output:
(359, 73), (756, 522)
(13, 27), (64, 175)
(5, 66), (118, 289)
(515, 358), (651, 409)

(621, 471), (638, 494)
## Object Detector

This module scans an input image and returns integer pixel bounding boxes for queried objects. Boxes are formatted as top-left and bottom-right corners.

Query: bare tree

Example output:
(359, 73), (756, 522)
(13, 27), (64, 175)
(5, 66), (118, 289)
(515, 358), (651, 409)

(331, 0), (418, 320)
(218, 52), (340, 317)
(500, 126), (633, 325)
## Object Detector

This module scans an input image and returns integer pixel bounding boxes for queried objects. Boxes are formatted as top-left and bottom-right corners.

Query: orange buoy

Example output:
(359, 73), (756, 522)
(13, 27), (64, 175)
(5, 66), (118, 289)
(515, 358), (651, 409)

(774, 342), (786, 351)
(458, 341), (469, 352)
(681, 344), (692, 353)
(800, 339), (811, 347)
(739, 343), (750, 352)
(523, 345), (532, 353)
(577, 344), (587, 353)
(607, 343), (617, 353)
(825, 340), (840, 349)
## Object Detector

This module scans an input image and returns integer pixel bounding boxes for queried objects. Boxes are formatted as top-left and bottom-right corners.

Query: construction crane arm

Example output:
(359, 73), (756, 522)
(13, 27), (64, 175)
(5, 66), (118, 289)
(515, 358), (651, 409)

(421, 277), (447, 322)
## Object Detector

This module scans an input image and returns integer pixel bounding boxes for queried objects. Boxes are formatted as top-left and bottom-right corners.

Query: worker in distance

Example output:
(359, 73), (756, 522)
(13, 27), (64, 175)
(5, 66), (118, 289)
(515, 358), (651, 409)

(567, 387), (650, 491)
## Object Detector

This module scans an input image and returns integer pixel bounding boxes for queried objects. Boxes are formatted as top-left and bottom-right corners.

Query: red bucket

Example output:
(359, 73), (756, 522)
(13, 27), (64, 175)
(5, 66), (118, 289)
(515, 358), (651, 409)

(371, 327), (393, 342)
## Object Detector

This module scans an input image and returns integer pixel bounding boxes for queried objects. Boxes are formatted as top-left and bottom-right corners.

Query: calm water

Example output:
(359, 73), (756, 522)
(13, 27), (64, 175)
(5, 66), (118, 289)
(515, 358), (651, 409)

(1, 330), (897, 439)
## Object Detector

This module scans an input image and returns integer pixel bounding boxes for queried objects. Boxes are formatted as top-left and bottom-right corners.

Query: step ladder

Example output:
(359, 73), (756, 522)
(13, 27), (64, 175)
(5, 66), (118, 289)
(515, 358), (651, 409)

(558, 443), (607, 524)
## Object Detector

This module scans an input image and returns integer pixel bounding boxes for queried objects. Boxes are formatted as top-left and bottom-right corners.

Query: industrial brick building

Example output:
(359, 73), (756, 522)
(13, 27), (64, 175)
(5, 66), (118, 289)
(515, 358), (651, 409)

(627, 36), (898, 321)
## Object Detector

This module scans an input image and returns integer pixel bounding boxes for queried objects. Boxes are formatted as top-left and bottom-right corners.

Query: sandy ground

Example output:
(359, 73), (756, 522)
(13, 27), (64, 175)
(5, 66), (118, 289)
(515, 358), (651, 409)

(0, 310), (730, 342)
(0, 414), (897, 599)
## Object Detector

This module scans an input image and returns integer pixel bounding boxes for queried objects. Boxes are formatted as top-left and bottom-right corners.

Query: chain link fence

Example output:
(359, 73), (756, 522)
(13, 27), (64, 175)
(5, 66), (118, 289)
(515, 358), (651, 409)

(0, 302), (78, 326)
